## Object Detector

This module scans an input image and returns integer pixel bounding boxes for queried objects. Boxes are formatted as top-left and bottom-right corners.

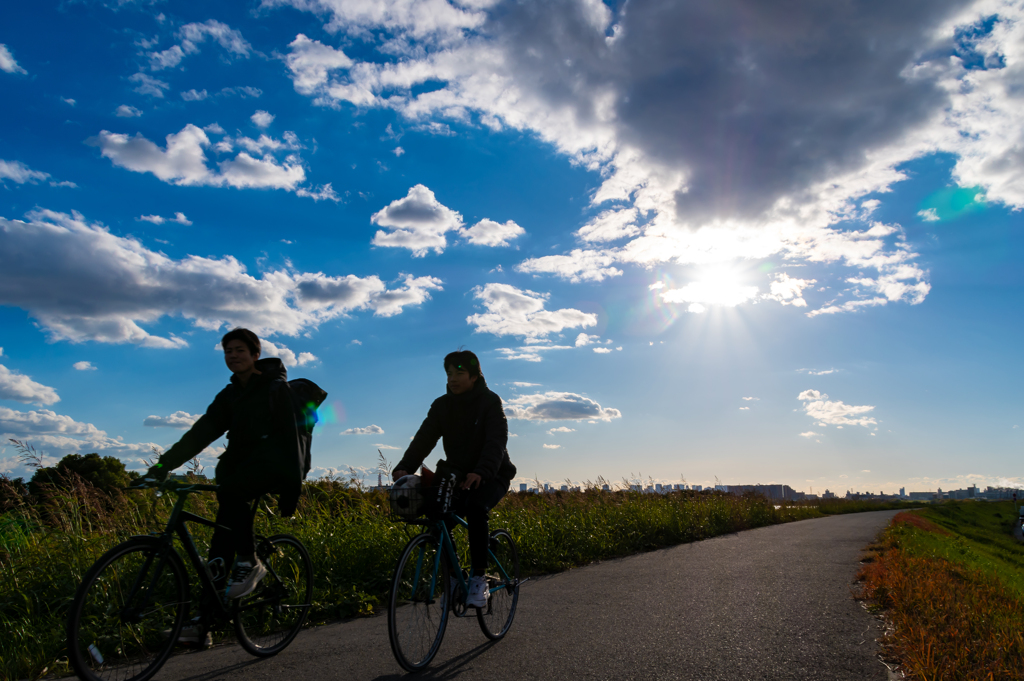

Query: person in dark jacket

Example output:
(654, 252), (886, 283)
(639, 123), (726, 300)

(145, 328), (304, 645)
(392, 349), (516, 609)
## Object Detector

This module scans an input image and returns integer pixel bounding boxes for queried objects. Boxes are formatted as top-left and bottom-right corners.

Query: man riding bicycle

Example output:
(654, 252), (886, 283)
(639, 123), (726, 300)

(145, 328), (306, 646)
(392, 350), (517, 609)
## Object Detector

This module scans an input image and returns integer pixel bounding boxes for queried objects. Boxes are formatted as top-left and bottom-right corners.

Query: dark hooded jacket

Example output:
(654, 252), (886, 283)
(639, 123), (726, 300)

(397, 376), (516, 483)
(157, 357), (304, 515)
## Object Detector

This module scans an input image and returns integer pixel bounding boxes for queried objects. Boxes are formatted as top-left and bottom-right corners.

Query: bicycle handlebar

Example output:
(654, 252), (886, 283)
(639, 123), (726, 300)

(125, 478), (219, 494)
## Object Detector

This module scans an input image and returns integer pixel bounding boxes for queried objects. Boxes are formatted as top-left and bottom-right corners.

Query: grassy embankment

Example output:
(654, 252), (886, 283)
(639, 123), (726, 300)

(857, 501), (1024, 680)
(1, 473), (917, 681)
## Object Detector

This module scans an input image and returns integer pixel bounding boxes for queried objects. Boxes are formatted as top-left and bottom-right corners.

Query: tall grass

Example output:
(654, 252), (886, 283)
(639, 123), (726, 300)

(858, 509), (1024, 680)
(2, 474), (906, 681)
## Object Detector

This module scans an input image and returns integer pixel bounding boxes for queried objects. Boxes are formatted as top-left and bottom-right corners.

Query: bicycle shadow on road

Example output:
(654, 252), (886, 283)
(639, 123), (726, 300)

(369, 640), (502, 681)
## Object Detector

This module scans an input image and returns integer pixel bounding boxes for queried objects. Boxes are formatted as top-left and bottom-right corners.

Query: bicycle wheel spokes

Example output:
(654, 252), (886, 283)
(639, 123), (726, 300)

(387, 533), (450, 671)
(234, 534), (313, 657)
(476, 529), (520, 641)
(68, 538), (189, 681)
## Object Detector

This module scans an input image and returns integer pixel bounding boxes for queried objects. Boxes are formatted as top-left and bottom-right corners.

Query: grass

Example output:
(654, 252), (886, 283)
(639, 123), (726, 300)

(857, 502), (1024, 680)
(1, 473), (920, 681)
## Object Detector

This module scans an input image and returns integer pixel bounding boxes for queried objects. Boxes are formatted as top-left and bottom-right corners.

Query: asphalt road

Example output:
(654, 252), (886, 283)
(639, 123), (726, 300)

(156, 510), (898, 681)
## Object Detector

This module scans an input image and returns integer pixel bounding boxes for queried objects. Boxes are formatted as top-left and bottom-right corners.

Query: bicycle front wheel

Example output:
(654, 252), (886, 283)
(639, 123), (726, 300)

(476, 529), (520, 640)
(387, 532), (451, 672)
(233, 534), (313, 657)
(67, 536), (189, 681)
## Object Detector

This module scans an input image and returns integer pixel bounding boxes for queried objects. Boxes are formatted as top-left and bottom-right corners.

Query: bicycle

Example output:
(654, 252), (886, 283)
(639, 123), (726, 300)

(66, 478), (313, 681)
(386, 474), (521, 672)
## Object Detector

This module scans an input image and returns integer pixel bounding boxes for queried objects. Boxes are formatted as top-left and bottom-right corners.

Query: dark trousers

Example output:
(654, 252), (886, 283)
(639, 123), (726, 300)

(451, 477), (510, 575)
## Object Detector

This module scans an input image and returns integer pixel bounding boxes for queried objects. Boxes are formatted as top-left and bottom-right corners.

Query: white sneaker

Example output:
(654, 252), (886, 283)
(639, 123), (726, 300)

(226, 559), (267, 599)
(175, 617), (212, 648)
(466, 575), (490, 608)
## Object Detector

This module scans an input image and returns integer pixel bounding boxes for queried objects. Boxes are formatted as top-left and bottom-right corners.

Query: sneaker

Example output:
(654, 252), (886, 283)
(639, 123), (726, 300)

(176, 617), (212, 649)
(225, 559), (267, 599)
(466, 575), (490, 608)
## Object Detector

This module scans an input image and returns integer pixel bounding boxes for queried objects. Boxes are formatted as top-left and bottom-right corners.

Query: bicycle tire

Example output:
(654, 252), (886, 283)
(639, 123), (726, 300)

(476, 529), (520, 640)
(233, 534), (313, 657)
(67, 536), (189, 681)
(387, 532), (451, 671)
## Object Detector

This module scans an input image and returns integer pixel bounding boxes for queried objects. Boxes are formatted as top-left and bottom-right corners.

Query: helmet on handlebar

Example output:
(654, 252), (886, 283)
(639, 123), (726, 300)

(389, 474), (425, 519)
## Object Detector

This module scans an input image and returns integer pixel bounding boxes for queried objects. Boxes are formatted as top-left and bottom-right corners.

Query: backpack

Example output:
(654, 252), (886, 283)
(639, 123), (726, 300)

(273, 378), (328, 479)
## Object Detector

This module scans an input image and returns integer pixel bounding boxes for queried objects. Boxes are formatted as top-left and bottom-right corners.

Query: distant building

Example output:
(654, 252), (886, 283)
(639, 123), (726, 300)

(601, 484), (610, 492)
(520, 483), (528, 492)
(899, 487), (906, 497)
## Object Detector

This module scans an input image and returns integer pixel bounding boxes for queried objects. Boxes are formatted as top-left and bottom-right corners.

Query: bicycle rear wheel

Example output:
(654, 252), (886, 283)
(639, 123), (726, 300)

(233, 534), (313, 657)
(387, 532), (451, 672)
(67, 536), (189, 681)
(476, 529), (520, 640)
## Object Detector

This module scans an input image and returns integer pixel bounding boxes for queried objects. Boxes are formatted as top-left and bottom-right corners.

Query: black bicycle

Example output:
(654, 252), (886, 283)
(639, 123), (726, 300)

(387, 475), (521, 672)
(66, 479), (313, 681)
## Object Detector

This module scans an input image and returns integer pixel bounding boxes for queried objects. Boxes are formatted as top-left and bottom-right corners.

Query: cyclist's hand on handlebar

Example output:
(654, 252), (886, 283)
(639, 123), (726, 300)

(461, 473), (482, 490)
(144, 463), (169, 483)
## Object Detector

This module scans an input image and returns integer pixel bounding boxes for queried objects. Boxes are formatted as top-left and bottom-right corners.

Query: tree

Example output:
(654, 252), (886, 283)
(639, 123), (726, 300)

(29, 453), (133, 495)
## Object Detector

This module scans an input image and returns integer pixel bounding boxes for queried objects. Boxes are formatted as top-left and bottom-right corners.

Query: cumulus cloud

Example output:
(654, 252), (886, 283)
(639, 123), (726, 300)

(799, 431), (820, 438)
(505, 391), (621, 422)
(342, 424), (384, 435)
(89, 124), (310, 192)
(137, 212), (192, 225)
(798, 389), (877, 428)
(495, 345), (573, 362)
(0, 44), (27, 75)
(251, 110), (275, 128)
(593, 347), (612, 354)
(143, 411), (200, 428)
(115, 105), (143, 117)
(147, 19), (251, 71)
(0, 209), (444, 347)
(0, 406), (161, 458)
(0, 160), (51, 186)
(256, 339), (318, 367)
(766, 273), (817, 308)
(371, 184), (463, 256)
(283, 34), (354, 96)
(0, 364), (60, 405)
(129, 73), (169, 98)
(181, 89), (208, 101)
(547, 426), (574, 434)
(574, 333), (599, 347)
(467, 283), (596, 340)
(267, 0), (1024, 316)
(542, 443), (561, 449)
(73, 361), (96, 371)
(460, 219), (525, 247)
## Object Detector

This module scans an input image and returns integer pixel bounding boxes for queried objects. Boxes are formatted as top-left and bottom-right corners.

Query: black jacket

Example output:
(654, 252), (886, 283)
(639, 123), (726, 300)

(397, 377), (516, 483)
(158, 358), (304, 514)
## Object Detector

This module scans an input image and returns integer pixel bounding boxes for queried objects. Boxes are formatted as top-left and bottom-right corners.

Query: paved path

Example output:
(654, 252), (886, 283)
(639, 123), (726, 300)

(158, 510), (898, 680)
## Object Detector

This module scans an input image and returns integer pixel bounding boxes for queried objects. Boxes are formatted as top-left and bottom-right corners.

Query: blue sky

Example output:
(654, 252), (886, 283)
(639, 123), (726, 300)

(1, 0), (1021, 495)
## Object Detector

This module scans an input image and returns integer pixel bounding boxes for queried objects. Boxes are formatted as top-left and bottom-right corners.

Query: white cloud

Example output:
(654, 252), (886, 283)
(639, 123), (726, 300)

(0, 44), (27, 75)
(89, 124), (307, 191)
(0, 364), (60, 405)
(220, 86), (262, 98)
(467, 283), (596, 340)
(392, 146), (405, 156)
(739, 407), (749, 410)
(0, 209), (444, 347)
(512, 381), (540, 387)
(742, 397), (759, 401)
(253, 339), (318, 367)
(765, 273), (817, 308)
(662, 279), (760, 309)
(0, 160), (50, 185)
(148, 19), (251, 71)
(375, 443), (400, 450)
(495, 345), (573, 362)
(798, 389), (877, 428)
(542, 443), (561, 449)
(505, 391), (621, 422)
(72, 361), (96, 371)
(136, 212), (192, 225)
(799, 431), (820, 438)
(295, 183), (341, 202)
(0, 406), (161, 458)
(115, 105), (143, 117)
(284, 34), (354, 96)
(547, 426), (574, 434)
(574, 333), (599, 347)
(251, 110), (275, 128)
(576, 208), (639, 243)
(342, 424), (384, 435)
(517, 248), (622, 283)
(371, 184), (463, 256)
(181, 89), (208, 101)
(918, 208), (940, 222)
(62, 97), (76, 106)
(143, 411), (200, 428)
(799, 368), (836, 376)
(129, 73), (169, 98)
(460, 219), (525, 247)
(593, 347), (612, 354)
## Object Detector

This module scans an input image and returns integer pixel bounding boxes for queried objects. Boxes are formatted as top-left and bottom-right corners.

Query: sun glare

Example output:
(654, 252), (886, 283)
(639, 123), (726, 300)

(660, 265), (759, 311)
